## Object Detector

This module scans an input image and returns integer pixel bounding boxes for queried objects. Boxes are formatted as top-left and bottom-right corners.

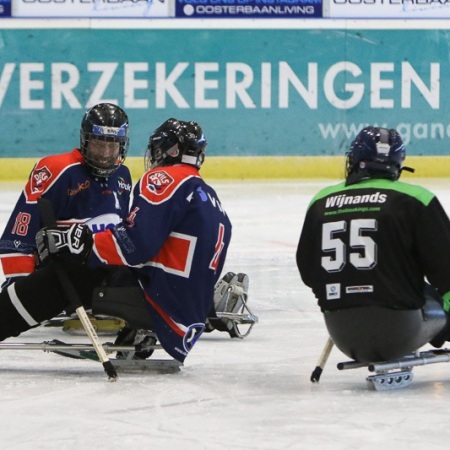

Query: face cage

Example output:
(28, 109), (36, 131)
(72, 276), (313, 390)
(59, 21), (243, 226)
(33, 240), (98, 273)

(82, 134), (128, 178)
(344, 152), (352, 178)
(144, 146), (152, 171)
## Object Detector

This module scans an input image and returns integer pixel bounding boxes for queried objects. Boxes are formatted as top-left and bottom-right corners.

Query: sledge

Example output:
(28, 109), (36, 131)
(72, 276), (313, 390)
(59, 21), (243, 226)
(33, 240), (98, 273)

(31, 198), (181, 380)
(311, 295), (450, 390)
(337, 347), (450, 390)
(0, 339), (182, 374)
(0, 283), (182, 380)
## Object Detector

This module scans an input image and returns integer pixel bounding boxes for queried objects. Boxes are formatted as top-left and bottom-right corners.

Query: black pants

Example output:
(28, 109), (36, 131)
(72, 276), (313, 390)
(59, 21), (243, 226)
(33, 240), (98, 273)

(0, 259), (130, 341)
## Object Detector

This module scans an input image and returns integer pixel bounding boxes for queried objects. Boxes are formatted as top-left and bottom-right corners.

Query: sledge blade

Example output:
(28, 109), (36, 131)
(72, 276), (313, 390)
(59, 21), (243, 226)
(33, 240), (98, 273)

(111, 358), (182, 373)
(367, 371), (413, 391)
(336, 348), (450, 390)
(215, 311), (259, 324)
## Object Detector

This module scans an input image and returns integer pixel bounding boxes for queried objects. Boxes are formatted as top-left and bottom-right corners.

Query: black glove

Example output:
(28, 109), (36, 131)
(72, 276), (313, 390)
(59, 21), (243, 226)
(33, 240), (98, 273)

(36, 224), (93, 263)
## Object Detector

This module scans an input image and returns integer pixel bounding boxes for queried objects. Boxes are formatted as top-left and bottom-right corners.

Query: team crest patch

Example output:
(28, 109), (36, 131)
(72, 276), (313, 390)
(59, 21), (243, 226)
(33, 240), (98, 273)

(31, 166), (52, 194)
(146, 171), (174, 195)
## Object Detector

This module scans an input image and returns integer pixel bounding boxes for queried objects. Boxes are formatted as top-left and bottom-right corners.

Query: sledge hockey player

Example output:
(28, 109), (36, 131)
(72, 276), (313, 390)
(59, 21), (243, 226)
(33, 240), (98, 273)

(296, 126), (450, 365)
(0, 102), (132, 332)
(35, 118), (237, 363)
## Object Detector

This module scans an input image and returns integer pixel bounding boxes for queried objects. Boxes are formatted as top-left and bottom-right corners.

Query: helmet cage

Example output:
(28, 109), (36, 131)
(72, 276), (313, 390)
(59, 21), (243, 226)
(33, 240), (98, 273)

(80, 104), (129, 178)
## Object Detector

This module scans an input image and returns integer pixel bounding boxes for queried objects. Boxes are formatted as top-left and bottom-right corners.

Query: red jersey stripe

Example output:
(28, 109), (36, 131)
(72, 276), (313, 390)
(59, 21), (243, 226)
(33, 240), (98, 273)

(92, 230), (126, 265)
(1, 254), (36, 277)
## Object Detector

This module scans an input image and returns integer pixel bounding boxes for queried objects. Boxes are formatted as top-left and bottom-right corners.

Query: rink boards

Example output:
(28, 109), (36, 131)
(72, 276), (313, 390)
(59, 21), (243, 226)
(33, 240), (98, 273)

(2, 156), (450, 181)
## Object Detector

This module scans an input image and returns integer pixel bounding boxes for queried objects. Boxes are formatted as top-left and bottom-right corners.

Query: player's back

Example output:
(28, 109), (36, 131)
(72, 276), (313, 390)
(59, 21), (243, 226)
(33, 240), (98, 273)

(297, 178), (436, 312)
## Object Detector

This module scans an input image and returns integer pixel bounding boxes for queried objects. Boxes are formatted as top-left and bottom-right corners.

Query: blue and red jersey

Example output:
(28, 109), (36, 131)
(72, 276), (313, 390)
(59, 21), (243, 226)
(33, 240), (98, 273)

(89, 164), (232, 362)
(0, 149), (132, 283)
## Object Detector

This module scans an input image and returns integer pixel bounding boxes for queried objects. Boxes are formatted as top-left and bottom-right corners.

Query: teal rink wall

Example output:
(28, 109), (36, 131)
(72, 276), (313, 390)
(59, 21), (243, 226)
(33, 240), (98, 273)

(2, 19), (450, 179)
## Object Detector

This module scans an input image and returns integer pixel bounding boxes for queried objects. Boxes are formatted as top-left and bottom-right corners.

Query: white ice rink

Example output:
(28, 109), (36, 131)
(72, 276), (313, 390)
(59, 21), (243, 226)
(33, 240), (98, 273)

(1, 178), (450, 450)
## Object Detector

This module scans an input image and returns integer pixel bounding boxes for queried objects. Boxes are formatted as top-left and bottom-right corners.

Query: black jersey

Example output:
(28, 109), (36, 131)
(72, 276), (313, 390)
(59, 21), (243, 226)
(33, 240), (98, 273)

(297, 178), (450, 313)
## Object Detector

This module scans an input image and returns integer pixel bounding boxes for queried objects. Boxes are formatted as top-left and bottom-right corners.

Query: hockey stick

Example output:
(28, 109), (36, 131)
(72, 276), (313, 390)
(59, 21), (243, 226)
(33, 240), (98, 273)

(37, 198), (118, 381)
(310, 337), (334, 383)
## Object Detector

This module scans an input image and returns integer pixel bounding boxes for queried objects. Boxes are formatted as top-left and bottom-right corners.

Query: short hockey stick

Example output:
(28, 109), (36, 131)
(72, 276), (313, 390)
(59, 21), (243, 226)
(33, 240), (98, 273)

(310, 337), (334, 383)
(38, 198), (118, 381)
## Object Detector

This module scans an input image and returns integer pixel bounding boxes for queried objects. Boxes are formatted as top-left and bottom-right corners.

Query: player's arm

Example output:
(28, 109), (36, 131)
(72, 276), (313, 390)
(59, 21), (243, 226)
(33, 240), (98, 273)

(0, 154), (76, 282)
(90, 170), (196, 268)
(0, 192), (42, 283)
(417, 197), (450, 310)
(296, 208), (316, 288)
(89, 193), (177, 267)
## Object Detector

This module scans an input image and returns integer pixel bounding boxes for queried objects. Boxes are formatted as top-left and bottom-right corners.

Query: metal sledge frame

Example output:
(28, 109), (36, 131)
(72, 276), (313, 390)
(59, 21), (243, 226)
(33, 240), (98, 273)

(215, 310), (259, 339)
(337, 347), (450, 390)
(0, 339), (182, 374)
(214, 282), (259, 339)
(313, 298), (450, 390)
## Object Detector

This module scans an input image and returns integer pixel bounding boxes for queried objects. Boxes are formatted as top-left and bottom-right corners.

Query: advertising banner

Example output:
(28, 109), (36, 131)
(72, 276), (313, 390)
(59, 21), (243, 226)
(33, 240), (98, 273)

(175, 0), (322, 18)
(323, 0), (450, 18)
(0, 27), (448, 157)
(12, 0), (172, 17)
(0, 0), (11, 17)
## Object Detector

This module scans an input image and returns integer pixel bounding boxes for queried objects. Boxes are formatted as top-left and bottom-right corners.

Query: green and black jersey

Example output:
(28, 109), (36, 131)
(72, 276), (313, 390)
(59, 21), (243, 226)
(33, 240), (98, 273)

(297, 178), (450, 313)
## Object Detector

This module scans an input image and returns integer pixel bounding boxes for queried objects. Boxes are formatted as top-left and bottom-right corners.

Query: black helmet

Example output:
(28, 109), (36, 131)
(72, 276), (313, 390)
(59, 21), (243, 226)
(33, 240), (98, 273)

(345, 126), (412, 186)
(80, 103), (129, 178)
(145, 118), (207, 170)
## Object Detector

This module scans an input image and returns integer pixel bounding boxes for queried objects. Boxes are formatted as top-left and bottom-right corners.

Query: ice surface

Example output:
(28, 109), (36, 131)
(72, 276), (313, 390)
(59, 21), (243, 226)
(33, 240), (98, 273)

(1, 179), (450, 450)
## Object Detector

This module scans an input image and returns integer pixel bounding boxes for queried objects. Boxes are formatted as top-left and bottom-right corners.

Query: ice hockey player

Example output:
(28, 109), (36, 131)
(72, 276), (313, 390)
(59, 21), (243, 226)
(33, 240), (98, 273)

(296, 126), (450, 362)
(35, 118), (233, 363)
(0, 103), (132, 331)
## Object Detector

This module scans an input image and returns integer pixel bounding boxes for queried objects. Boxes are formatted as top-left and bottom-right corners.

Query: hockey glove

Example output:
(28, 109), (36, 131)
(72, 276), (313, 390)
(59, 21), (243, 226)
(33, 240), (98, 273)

(36, 224), (93, 263)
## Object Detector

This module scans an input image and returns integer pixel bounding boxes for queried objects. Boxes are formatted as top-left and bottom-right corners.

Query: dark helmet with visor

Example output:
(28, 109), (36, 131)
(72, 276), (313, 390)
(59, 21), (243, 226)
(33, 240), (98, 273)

(80, 103), (129, 178)
(145, 118), (207, 170)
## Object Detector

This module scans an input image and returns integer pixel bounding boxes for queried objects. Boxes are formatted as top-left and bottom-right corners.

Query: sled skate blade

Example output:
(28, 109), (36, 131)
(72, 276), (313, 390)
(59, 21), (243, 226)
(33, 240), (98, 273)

(111, 358), (182, 373)
(337, 348), (450, 390)
(215, 311), (258, 339)
(367, 370), (413, 391)
(215, 311), (259, 325)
